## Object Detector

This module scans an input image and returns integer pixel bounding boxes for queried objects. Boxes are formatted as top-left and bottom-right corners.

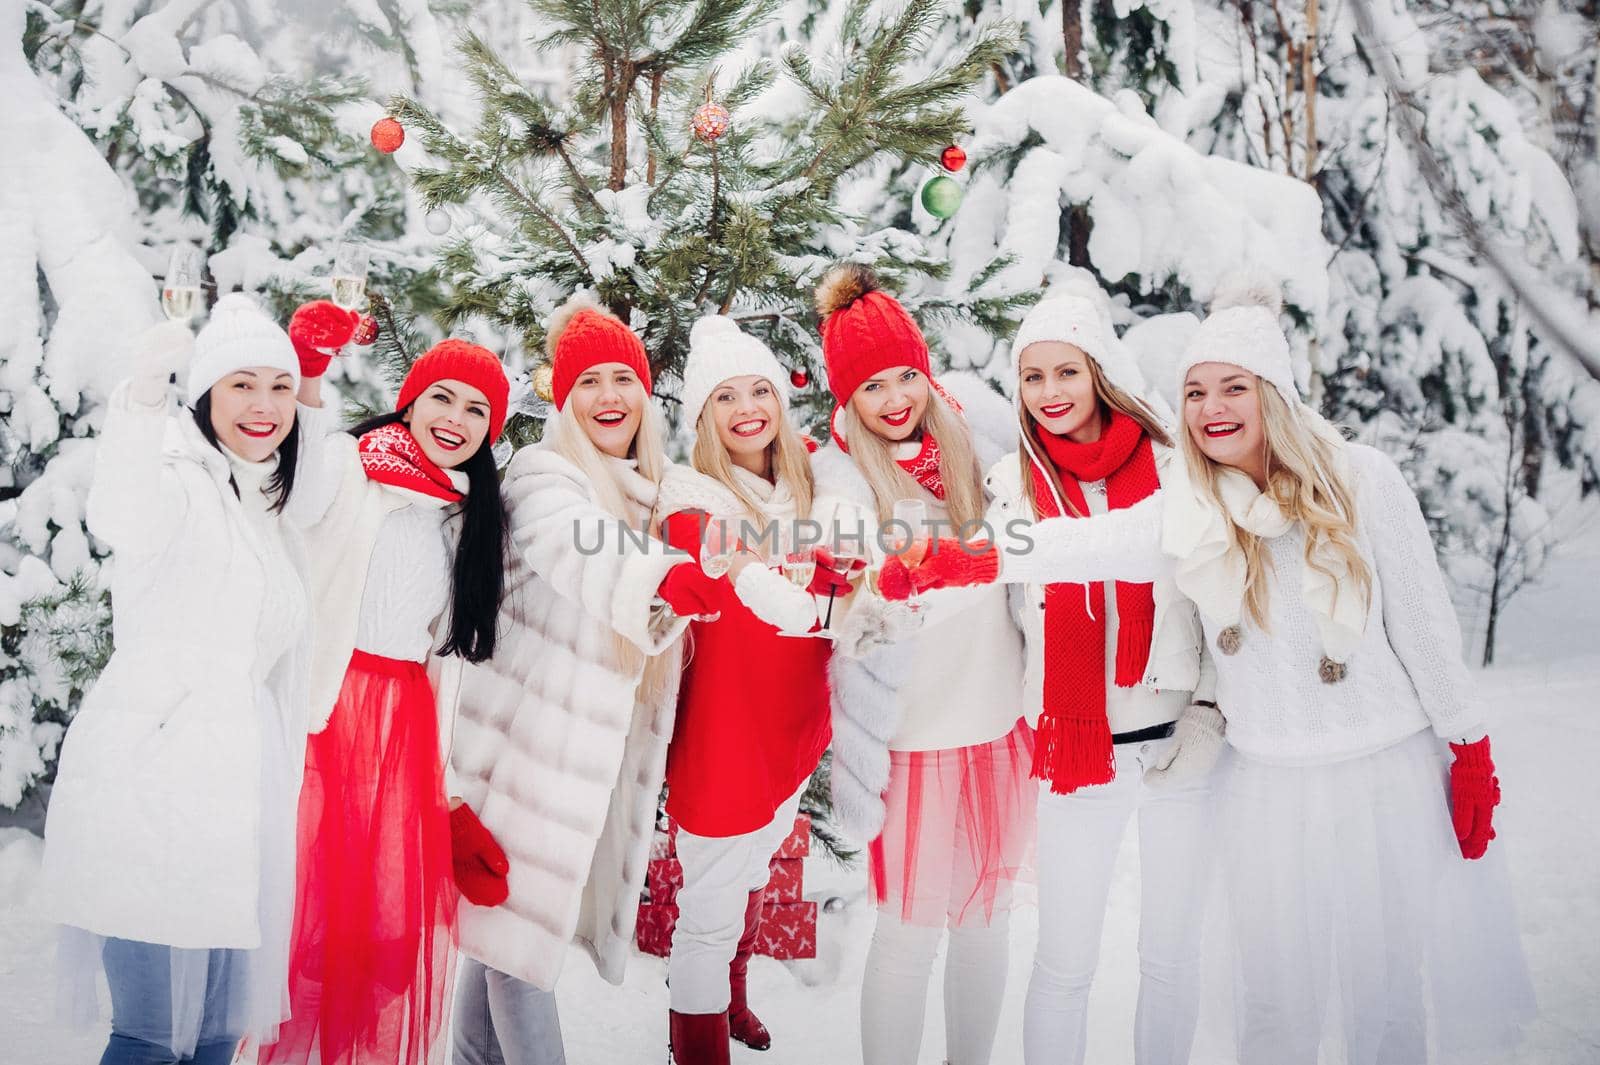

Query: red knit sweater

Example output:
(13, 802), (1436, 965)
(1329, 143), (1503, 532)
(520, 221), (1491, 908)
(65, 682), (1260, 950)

(661, 510), (833, 838)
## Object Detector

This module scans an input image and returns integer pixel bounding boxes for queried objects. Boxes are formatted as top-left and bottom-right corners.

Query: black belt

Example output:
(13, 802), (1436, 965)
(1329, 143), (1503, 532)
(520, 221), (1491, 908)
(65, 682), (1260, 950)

(1111, 721), (1176, 745)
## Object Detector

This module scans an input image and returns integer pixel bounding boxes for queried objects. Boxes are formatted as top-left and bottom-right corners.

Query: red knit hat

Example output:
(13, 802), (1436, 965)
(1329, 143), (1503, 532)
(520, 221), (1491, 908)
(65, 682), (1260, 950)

(815, 264), (931, 407)
(546, 295), (652, 410)
(396, 339), (510, 441)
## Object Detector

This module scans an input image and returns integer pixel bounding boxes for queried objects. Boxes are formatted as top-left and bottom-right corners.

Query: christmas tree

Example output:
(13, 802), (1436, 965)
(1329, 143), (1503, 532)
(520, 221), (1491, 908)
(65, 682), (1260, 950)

(386, 0), (1022, 442)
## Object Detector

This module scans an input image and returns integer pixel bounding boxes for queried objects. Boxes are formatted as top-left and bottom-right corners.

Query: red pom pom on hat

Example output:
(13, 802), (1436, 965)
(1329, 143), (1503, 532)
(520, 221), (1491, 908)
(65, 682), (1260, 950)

(396, 339), (511, 442)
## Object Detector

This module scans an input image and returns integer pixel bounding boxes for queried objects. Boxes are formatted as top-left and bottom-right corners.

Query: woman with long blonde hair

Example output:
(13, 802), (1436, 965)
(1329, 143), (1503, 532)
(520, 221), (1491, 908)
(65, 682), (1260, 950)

(807, 264), (1031, 1065)
(440, 296), (739, 1065)
(894, 282), (1534, 1064)
(653, 314), (841, 1065)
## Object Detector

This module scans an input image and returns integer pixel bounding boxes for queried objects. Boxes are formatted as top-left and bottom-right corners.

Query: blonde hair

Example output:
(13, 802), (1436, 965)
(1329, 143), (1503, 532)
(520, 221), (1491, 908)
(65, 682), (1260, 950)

(839, 388), (985, 531)
(1019, 351), (1173, 519)
(543, 397), (678, 702)
(689, 395), (814, 528)
(1179, 380), (1373, 629)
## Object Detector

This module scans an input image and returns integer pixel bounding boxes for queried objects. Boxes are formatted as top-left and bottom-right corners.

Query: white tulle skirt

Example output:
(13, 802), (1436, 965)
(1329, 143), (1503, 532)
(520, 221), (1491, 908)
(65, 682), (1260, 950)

(56, 685), (300, 1057)
(1211, 727), (1534, 1065)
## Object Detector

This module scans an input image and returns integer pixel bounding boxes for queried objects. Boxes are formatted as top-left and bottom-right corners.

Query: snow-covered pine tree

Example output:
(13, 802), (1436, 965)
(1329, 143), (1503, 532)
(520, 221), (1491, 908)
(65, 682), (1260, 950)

(0, 1), (458, 811)
(387, 0), (1020, 441)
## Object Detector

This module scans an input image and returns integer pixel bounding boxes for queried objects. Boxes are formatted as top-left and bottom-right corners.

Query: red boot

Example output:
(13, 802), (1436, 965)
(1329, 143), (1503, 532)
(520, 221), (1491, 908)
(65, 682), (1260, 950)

(670, 1010), (731, 1065)
(728, 890), (772, 1051)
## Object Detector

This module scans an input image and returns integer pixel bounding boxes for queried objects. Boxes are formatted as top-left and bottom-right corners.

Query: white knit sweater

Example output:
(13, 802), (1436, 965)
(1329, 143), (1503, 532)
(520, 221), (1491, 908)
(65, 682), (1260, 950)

(1199, 445), (1484, 765)
(1011, 445), (1486, 766)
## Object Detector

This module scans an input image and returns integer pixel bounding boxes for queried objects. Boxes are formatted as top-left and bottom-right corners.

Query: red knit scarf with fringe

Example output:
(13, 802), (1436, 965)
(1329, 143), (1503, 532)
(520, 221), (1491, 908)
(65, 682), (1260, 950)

(357, 422), (464, 503)
(1029, 411), (1159, 794)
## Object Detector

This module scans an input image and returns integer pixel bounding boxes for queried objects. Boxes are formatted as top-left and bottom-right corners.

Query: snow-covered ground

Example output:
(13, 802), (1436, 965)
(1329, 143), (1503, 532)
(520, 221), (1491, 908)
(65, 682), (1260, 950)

(4, 535), (1597, 1064)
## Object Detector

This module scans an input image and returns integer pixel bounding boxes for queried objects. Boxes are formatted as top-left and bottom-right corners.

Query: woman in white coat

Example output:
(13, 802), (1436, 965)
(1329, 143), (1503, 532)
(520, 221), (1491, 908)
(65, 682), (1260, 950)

(807, 265), (1031, 1065)
(443, 296), (729, 1065)
(984, 284), (1218, 1065)
(42, 295), (317, 1064)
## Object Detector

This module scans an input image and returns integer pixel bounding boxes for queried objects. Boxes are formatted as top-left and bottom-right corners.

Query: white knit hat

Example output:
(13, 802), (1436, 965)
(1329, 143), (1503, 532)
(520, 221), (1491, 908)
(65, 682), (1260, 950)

(1009, 278), (1148, 399)
(1173, 279), (1298, 408)
(187, 292), (300, 404)
(679, 315), (791, 427)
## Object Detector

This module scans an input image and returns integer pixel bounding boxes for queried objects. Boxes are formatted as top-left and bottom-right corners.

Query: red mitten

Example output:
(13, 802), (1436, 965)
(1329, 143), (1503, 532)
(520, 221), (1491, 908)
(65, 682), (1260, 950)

(1448, 736), (1501, 860)
(288, 300), (360, 378)
(450, 804), (510, 906)
(907, 540), (1000, 594)
(878, 555), (914, 601)
(806, 558), (854, 598)
(658, 562), (722, 618)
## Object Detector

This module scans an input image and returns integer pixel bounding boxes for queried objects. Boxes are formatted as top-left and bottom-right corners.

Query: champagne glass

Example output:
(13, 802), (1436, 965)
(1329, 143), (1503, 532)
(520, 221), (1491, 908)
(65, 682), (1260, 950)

(693, 518), (736, 624)
(891, 498), (928, 613)
(331, 241), (369, 309)
(775, 524), (819, 637)
(818, 533), (866, 632)
(162, 243), (204, 323)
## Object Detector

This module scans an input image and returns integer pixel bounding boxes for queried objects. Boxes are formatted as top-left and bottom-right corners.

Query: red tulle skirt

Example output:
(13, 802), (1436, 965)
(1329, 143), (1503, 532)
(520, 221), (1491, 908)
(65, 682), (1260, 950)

(261, 651), (456, 1065)
(869, 719), (1037, 928)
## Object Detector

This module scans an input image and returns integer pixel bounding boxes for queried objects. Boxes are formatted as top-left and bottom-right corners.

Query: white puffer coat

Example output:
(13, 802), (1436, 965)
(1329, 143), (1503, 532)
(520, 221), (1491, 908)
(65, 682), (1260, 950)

(440, 445), (689, 991)
(41, 385), (312, 949)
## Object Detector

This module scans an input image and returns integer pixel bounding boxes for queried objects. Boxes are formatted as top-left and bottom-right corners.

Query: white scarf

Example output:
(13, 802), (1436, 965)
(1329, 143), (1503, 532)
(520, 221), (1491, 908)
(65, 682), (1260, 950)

(1161, 415), (1366, 670)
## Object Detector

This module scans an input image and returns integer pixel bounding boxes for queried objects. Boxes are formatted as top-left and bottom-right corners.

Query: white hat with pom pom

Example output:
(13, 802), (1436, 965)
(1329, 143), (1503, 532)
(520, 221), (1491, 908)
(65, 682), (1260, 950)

(1009, 276), (1149, 401)
(1175, 277), (1299, 407)
(679, 314), (791, 428)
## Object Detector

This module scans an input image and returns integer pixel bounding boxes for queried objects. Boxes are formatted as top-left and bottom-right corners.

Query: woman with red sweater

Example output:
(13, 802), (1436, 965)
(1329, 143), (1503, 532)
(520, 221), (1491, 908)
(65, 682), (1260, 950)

(653, 315), (843, 1065)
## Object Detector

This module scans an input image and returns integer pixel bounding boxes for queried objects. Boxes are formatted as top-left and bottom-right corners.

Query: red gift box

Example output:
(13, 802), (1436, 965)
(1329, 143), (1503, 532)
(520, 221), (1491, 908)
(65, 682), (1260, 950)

(646, 858), (684, 904)
(636, 901), (677, 957)
(763, 857), (803, 905)
(754, 901), (817, 960)
(774, 814), (811, 859)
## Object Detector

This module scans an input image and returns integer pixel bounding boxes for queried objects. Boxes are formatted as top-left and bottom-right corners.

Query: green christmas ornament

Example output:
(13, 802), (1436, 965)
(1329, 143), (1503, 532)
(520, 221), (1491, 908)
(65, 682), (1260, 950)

(920, 174), (963, 219)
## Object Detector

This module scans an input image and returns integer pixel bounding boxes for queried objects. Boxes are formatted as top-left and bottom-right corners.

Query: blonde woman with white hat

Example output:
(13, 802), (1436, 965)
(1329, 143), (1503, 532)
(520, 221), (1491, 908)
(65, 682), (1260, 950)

(42, 294), (322, 1064)
(891, 280), (1536, 1064)
(653, 314), (838, 1065)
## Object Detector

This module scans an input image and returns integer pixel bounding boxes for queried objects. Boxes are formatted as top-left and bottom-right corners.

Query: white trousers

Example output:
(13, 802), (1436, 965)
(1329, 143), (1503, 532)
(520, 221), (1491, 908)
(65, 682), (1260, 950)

(1023, 736), (1214, 1065)
(668, 783), (807, 1014)
(860, 909), (1011, 1065)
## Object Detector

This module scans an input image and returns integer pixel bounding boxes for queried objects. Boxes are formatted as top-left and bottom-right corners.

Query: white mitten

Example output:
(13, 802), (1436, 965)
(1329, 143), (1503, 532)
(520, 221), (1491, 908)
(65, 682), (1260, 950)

(734, 563), (818, 634)
(129, 320), (196, 405)
(1144, 702), (1226, 789)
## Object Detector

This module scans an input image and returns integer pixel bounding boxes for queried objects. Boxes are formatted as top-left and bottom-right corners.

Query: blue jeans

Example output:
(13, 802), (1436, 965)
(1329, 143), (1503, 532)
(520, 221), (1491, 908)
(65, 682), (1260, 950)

(452, 957), (567, 1065)
(99, 938), (240, 1065)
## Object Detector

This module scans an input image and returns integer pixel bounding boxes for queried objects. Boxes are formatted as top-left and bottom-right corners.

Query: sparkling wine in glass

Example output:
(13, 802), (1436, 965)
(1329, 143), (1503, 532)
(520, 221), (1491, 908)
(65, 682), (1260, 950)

(700, 519), (735, 579)
(331, 241), (369, 309)
(891, 498), (928, 613)
(162, 243), (204, 323)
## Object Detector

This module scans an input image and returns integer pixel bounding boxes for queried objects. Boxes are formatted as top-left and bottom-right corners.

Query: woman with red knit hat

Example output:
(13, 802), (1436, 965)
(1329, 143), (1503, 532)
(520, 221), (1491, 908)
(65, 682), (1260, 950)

(261, 304), (511, 1065)
(443, 294), (748, 1065)
(654, 314), (843, 1065)
(808, 264), (1031, 1065)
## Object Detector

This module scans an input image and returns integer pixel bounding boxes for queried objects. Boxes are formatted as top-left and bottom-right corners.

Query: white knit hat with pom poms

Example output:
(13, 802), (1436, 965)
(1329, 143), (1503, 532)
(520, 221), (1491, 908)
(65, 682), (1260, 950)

(1174, 277), (1299, 408)
(679, 315), (791, 429)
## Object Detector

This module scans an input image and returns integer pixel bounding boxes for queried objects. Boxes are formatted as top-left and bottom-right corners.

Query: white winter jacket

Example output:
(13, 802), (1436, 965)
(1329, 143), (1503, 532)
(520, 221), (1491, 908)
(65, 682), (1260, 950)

(440, 445), (689, 991)
(42, 385), (313, 949)
(983, 445), (1215, 723)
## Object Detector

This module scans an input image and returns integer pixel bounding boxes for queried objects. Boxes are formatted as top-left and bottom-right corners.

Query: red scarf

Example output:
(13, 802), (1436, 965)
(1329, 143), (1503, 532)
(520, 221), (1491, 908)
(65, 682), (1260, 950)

(357, 422), (464, 503)
(832, 379), (963, 500)
(1028, 411), (1160, 794)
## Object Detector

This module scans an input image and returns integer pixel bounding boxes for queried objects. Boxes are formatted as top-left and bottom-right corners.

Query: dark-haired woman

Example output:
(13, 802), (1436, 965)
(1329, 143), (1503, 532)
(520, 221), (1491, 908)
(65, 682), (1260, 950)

(261, 312), (511, 1065)
(43, 294), (315, 1064)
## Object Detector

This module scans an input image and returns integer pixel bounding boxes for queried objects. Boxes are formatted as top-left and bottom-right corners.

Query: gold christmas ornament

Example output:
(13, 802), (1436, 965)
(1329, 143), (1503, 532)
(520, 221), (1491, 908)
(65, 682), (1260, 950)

(531, 363), (556, 404)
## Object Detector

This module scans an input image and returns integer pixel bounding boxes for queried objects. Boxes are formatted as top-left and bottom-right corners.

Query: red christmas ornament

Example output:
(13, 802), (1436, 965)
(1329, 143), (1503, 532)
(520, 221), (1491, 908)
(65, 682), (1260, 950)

(790, 369), (809, 389)
(370, 117), (405, 154)
(940, 144), (968, 172)
(351, 313), (379, 346)
(691, 102), (731, 143)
